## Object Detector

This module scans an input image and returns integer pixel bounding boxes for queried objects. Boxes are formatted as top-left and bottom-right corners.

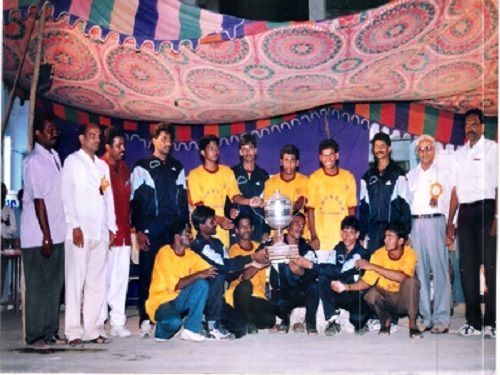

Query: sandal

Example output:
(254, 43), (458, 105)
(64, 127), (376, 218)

(68, 338), (82, 347)
(45, 335), (66, 345)
(86, 335), (110, 344)
(430, 326), (449, 334)
(29, 339), (49, 350)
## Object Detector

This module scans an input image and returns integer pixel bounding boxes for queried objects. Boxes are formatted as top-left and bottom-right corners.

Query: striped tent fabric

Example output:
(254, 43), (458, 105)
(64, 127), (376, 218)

(3, 0), (271, 49)
(3, 0), (498, 124)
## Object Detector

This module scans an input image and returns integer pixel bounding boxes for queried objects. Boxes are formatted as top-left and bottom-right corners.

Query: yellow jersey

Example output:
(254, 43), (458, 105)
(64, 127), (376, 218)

(146, 245), (211, 322)
(224, 241), (267, 307)
(187, 164), (241, 247)
(362, 246), (417, 292)
(307, 168), (357, 250)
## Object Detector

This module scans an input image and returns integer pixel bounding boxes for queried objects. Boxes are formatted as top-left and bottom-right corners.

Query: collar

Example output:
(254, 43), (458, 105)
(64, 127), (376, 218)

(34, 142), (57, 159)
(465, 135), (485, 150)
(417, 161), (436, 173)
(77, 148), (97, 164)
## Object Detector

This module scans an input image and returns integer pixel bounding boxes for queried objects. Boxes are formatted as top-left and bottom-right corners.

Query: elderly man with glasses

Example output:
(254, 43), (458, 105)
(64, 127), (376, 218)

(407, 134), (454, 334)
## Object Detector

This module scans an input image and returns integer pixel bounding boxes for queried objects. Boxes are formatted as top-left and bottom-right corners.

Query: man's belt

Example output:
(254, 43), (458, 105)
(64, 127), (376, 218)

(460, 199), (495, 208)
(411, 213), (444, 219)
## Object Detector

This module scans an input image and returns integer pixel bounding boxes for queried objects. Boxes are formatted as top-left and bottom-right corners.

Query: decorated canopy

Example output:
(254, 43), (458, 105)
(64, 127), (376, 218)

(3, 0), (498, 125)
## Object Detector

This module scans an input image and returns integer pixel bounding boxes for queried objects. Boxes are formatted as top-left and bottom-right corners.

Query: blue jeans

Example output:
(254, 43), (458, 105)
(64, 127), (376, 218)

(154, 279), (208, 339)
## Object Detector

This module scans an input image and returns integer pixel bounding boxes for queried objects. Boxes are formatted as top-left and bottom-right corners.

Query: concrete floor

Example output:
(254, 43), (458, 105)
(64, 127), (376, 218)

(0, 304), (496, 374)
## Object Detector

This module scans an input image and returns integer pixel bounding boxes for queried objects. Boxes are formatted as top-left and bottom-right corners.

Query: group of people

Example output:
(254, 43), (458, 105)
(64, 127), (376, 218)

(18, 108), (496, 348)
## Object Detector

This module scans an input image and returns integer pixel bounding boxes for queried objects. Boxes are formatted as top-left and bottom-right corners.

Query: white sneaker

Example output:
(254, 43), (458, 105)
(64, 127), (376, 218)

(154, 337), (169, 342)
(110, 326), (131, 338)
(390, 324), (398, 333)
(367, 319), (381, 331)
(458, 324), (481, 337)
(207, 326), (235, 340)
(338, 309), (355, 333)
(180, 329), (206, 342)
(139, 320), (152, 338)
(483, 326), (496, 339)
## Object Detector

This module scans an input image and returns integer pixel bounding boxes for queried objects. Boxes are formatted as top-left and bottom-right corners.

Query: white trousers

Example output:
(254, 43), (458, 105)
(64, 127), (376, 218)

(64, 238), (107, 341)
(99, 245), (131, 328)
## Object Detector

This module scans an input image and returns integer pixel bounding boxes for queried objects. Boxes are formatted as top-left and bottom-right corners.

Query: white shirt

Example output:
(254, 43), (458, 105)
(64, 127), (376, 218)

(62, 149), (117, 241)
(454, 136), (497, 204)
(21, 143), (66, 248)
(407, 156), (455, 218)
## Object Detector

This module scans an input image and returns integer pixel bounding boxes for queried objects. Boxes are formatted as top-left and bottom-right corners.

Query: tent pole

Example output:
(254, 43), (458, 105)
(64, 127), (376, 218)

(1, 6), (39, 142)
(27, 4), (47, 151)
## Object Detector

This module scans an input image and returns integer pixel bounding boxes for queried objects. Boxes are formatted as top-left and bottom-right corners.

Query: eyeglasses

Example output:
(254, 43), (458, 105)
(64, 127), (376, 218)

(417, 146), (434, 152)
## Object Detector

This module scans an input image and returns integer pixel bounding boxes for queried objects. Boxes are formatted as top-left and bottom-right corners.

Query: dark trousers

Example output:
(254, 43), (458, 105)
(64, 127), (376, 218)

(138, 248), (157, 325)
(367, 222), (388, 254)
(205, 273), (225, 323)
(271, 282), (319, 329)
(222, 280), (275, 337)
(364, 277), (420, 326)
(22, 243), (65, 344)
(458, 200), (496, 329)
(319, 275), (370, 330)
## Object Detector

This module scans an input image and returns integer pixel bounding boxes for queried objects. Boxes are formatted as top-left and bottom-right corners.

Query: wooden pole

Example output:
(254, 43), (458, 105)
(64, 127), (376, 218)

(27, 4), (47, 151)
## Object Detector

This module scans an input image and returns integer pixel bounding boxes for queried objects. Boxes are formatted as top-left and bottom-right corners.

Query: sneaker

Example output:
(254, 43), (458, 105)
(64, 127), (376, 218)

(276, 322), (289, 333)
(355, 325), (370, 335)
(483, 326), (496, 339)
(324, 320), (341, 336)
(154, 336), (168, 342)
(458, 324), (481, 337)
(367, 318), (381, 331)
(180, 329), (206, 342)
(139, 320), (152, 338)
(207, 326), (235, 340)
(247, 324), (258, 335)
(306, 325), (318, 335)
(110, 326), (131, 338)
(390, 323), (398, 333)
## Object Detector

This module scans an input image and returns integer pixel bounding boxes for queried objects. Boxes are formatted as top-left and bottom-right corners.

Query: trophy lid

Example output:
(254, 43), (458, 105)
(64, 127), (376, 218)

(264, 189), (292, 230)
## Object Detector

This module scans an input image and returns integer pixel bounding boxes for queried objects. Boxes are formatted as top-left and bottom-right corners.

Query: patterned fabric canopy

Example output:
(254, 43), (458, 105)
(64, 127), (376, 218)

(3, 0), (498, 124)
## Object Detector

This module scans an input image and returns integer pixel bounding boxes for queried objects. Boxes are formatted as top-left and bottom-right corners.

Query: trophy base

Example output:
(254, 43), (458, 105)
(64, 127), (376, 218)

(268, 243), (299, 264)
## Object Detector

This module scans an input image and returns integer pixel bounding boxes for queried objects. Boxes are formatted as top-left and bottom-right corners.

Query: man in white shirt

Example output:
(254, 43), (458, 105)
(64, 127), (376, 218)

(407, 135), (452, 334)
(447, 109), (497, 339)
(21, 115), (66, 348)
(62, 123), (117, 346)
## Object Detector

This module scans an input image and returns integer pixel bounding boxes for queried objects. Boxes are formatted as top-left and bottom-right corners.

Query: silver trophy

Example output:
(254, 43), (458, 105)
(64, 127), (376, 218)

(264, 190), (299, 263)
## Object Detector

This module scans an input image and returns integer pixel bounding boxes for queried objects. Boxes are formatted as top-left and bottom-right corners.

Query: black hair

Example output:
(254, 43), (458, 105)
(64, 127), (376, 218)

(34, 113), (55, 134)
(78, 123), (100, 137)
(198, 135), (219, 155)
(464, 108), (484, 125)
(292, 211), (306, 221)
(385, 223), (409, 242)
(239, 133), (257, 148)
(191, 205), (215, 231)
(280, 144), (300, 160)
(151, 122), (175, 142)
(233, 214), (254, 228)
(104, 126), (125, 146)
(318, 138), (339, 154)
(168, 217), (190, 245)
(340, 215), (360, 231)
